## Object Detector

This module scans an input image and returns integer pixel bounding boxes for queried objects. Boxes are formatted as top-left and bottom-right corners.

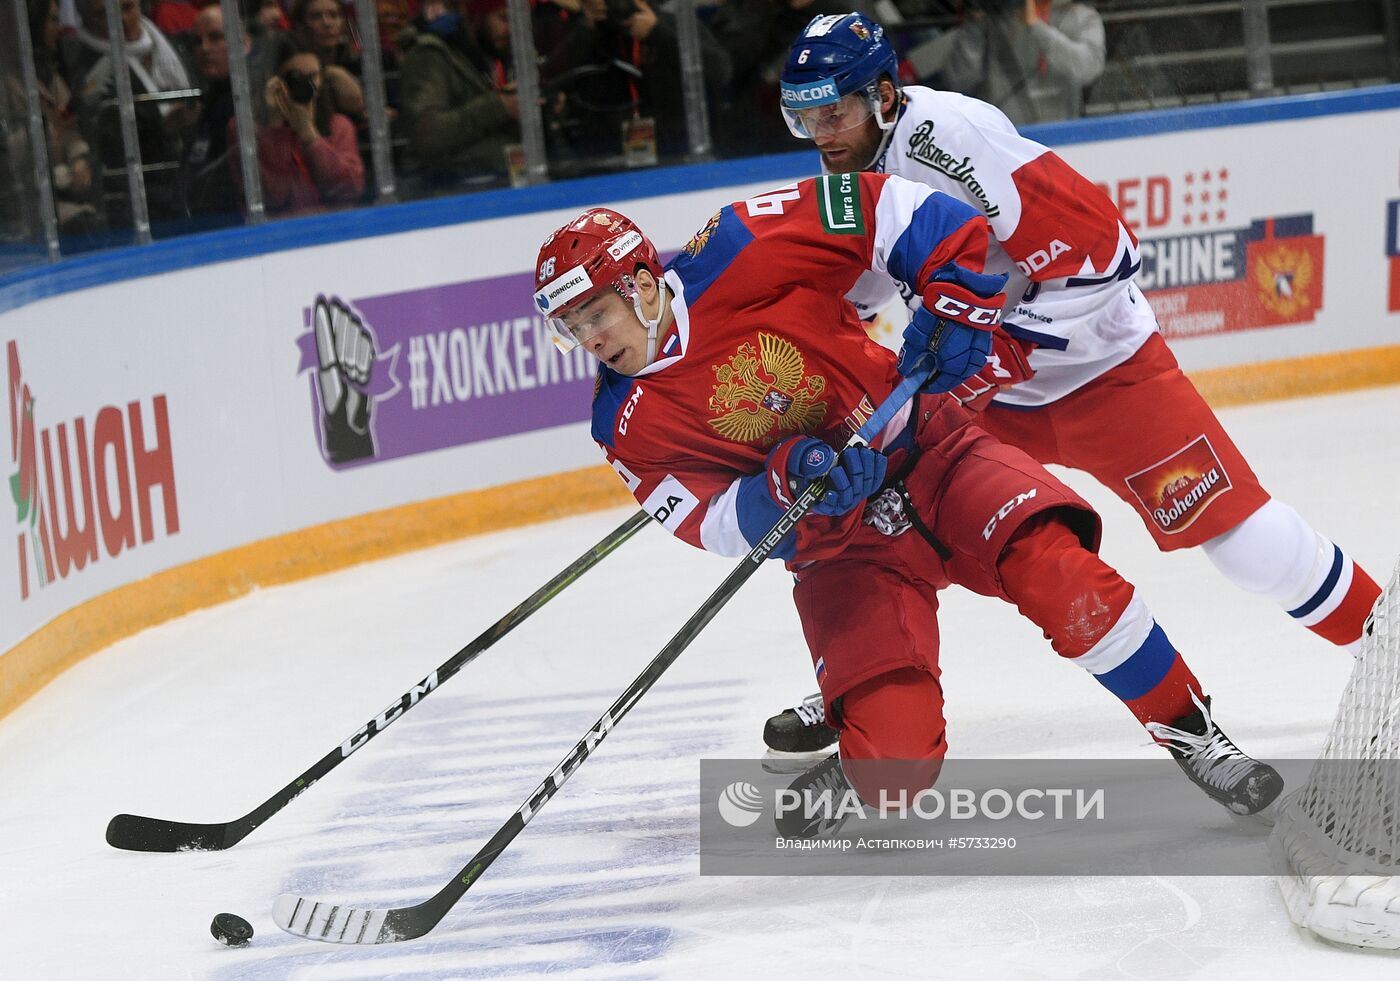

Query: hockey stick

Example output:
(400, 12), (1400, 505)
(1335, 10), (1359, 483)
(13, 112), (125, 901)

(105, 508), (653, 852)
(273, 369), (928, 944)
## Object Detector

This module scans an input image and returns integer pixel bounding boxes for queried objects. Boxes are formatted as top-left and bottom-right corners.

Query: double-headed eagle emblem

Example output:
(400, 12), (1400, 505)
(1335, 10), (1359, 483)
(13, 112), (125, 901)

(1253, 242), (1315, 318)
(683, 211), (722, 258)
(708, 333), (827, 444)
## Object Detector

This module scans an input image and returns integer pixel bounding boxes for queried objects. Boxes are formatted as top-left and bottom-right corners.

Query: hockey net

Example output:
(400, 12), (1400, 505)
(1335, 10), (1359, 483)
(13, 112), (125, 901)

(1271, 557), (1400, 948)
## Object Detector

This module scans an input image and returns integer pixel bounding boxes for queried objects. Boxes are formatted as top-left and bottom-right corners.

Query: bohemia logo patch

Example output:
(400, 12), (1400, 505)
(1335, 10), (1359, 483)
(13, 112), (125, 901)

(1136, 213), (1325, 340)
(708, 333), (827, 444)
(1386, 200), (1400, 313)
(1124, 435), (1233, 535)
(7, 341), (180, 601)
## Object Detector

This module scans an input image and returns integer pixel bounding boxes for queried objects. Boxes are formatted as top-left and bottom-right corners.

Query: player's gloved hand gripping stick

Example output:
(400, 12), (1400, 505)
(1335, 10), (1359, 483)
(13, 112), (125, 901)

(272, 365), (932, 946)
(897, 262), (1009, 394)
(104, 508), (653, 853)
(765, 435), (889, 517)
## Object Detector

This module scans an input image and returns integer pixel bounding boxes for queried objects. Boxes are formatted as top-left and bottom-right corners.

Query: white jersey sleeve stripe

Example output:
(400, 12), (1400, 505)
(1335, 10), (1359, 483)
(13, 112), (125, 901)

(698, 479), (753, 557)
(869, 175), (932, 280)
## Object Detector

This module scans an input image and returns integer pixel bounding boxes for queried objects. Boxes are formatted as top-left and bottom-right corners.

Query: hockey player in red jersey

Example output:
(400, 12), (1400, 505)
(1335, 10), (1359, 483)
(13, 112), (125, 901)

(533, 176), (1282, 820)
(763, 12), (1382, 760)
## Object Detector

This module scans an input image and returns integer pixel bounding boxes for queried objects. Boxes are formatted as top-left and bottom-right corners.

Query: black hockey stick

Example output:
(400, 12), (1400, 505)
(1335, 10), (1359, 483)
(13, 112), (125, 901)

(105, 509), (653, 852)
(273, 368), (929, 944)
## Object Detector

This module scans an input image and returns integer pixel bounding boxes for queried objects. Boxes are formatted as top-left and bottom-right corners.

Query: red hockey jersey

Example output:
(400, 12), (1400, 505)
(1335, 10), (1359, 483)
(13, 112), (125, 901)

(591, 171), (992, 565)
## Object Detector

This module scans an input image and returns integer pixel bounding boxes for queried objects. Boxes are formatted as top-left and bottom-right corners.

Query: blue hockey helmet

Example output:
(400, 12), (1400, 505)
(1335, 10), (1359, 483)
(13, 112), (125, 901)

(780, 13), (899, 141)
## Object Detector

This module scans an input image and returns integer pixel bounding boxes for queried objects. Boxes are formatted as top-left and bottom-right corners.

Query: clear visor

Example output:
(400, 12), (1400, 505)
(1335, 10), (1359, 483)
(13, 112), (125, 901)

(544, 289), (634, 353)
(781, 90), (879, 140)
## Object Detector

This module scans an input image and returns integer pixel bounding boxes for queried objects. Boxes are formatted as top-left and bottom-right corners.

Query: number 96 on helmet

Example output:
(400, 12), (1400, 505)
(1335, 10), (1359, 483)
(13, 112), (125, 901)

(533, 208), (665, 353)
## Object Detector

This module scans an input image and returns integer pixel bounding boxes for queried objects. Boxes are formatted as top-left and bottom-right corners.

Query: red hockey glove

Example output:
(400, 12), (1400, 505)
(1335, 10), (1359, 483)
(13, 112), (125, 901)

(950, 330), (1037, 411)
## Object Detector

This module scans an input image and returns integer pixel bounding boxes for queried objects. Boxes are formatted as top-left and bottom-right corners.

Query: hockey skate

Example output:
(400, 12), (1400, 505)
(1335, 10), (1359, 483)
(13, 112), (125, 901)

(774, 753), (858, 840)
(762, 692), (839, 773)
(1145, 692), (1284, 818)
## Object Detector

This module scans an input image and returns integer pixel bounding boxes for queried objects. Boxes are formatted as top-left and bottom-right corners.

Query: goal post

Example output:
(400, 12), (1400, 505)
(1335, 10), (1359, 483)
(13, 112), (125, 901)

(1271, 557), (1400, 948)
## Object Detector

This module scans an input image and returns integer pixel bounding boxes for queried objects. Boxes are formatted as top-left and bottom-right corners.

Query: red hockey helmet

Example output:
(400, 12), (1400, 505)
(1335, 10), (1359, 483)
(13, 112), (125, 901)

(533, 208), (664, 352)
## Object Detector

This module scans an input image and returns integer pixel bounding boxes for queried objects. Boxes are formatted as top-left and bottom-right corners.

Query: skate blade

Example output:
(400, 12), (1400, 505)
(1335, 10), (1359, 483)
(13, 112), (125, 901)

(1229, 796), (1279, 828)
(761, 748), (833, 774)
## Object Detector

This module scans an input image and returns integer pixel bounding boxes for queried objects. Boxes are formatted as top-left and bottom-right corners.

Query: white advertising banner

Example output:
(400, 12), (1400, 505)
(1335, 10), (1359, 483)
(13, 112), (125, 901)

(0, 180), (776, 654)
(1052, 105), (1400, 370)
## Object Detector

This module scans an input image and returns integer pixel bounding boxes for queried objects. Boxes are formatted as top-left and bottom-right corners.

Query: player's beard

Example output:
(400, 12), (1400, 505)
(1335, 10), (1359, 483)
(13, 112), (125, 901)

(818, 121), (885, 173)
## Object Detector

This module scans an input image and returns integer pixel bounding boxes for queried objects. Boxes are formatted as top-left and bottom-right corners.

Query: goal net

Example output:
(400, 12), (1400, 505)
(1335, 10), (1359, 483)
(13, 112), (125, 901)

(1271, 557), (1400, 948)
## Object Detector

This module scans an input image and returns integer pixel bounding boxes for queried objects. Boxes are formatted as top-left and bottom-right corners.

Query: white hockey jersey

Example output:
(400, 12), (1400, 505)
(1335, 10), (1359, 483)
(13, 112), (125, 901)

(849, 85), (1159, 406)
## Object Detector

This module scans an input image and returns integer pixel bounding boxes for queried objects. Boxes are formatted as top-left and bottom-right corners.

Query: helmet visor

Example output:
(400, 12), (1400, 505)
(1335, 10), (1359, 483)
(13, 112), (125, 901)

(781, 90), (878, 140)
(545, 289), (637, 353)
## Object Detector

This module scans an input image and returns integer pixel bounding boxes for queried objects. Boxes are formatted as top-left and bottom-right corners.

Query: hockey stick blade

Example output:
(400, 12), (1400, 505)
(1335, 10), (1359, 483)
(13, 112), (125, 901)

(106, 814), (249, 853)
(106, 509), (652, 853)
(274, 371), (928, 944)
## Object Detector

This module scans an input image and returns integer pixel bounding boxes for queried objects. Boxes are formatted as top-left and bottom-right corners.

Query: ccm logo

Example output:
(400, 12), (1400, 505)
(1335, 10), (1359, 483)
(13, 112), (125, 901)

(1015, 239), (1071, 277)
(932, 294), (1002, 326)
(983, 488), (1037, 540)
(619, 385), (643, 435)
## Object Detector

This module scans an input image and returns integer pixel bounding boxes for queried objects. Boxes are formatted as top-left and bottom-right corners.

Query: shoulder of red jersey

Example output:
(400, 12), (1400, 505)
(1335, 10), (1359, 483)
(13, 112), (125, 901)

(666, 173), (988, 314)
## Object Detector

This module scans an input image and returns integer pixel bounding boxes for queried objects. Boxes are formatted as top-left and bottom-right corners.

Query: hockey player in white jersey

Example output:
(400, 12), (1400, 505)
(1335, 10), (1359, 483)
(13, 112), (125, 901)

(764, 12), (1382, 783)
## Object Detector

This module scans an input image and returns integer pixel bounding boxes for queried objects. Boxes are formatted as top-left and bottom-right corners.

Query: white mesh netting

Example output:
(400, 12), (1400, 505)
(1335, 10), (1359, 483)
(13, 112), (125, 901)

(1271, 557), (1400, 948)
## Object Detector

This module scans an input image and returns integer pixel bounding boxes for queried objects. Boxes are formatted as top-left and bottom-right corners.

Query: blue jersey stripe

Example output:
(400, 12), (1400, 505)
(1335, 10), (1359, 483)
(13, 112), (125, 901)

(590, 368), (632, 447)
(1093, 622), (1178, 701)
(735, 474), (798, 562)
(1001, 321), (1070, 351)
(885, 194), (982, 295)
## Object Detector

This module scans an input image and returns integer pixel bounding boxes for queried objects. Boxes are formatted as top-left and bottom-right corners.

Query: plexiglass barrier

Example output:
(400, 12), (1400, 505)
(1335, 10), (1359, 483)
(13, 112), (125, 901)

(0, 0), (1395, 271)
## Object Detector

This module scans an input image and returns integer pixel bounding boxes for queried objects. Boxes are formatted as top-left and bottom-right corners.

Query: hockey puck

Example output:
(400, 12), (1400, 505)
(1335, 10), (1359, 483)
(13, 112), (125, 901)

(210, 912), (254, 947)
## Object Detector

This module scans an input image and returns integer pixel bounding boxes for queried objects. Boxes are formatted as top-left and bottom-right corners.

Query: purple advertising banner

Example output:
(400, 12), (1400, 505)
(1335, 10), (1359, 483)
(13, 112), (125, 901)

(295, 271), (598, 469)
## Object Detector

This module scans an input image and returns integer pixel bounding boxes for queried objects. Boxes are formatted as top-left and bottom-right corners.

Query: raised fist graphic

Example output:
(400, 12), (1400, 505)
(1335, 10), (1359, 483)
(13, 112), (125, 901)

(313, 295), (377, 463)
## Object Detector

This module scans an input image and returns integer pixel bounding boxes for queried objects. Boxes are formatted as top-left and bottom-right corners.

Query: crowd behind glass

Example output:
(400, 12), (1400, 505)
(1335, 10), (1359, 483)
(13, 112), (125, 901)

(0, 0), (1395, 266)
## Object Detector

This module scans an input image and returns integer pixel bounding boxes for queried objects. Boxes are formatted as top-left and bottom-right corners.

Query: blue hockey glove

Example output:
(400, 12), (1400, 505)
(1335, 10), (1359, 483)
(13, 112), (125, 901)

(768, 436), (888, 517)
(896, 262), (1008, 394)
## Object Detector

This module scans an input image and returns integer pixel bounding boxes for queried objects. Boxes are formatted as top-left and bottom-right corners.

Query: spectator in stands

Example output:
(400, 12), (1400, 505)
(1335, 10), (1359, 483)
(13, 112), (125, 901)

(24, 0), (102, 239)
(396, 0), (519, 187)
(181, 3), (244, 219)
(289, 0), (368, 119)
(471, 0), (512, 69)
(72, 0), (194, 100)
(245, 0), (292, 91)
(255, 0), (291, 34)
(547, 0), (730, 159)
(375, 0), (414, 56)
(229, 35), (364, 213)
(907, 0), (1105, 124)
(708, 0), (856, 156)
(72, 0), (198, 223)
(150, 0), (201, 39)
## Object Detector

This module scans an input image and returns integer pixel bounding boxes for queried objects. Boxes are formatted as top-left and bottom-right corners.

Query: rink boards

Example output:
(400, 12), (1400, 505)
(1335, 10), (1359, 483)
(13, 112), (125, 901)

(1, 86), (1399, 716)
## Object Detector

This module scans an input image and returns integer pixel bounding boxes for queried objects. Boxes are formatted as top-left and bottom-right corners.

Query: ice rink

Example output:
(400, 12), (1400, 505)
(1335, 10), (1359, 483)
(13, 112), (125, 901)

(4, 385), (1400, 980)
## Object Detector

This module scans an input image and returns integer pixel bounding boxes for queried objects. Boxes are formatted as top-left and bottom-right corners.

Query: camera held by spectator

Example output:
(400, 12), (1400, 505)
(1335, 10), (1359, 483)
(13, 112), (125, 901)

(227, 37), (366, 215)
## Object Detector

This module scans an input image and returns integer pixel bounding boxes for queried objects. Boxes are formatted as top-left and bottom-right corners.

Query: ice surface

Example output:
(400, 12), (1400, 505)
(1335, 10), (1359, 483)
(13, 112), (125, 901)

(3, 387), (1400, 979)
